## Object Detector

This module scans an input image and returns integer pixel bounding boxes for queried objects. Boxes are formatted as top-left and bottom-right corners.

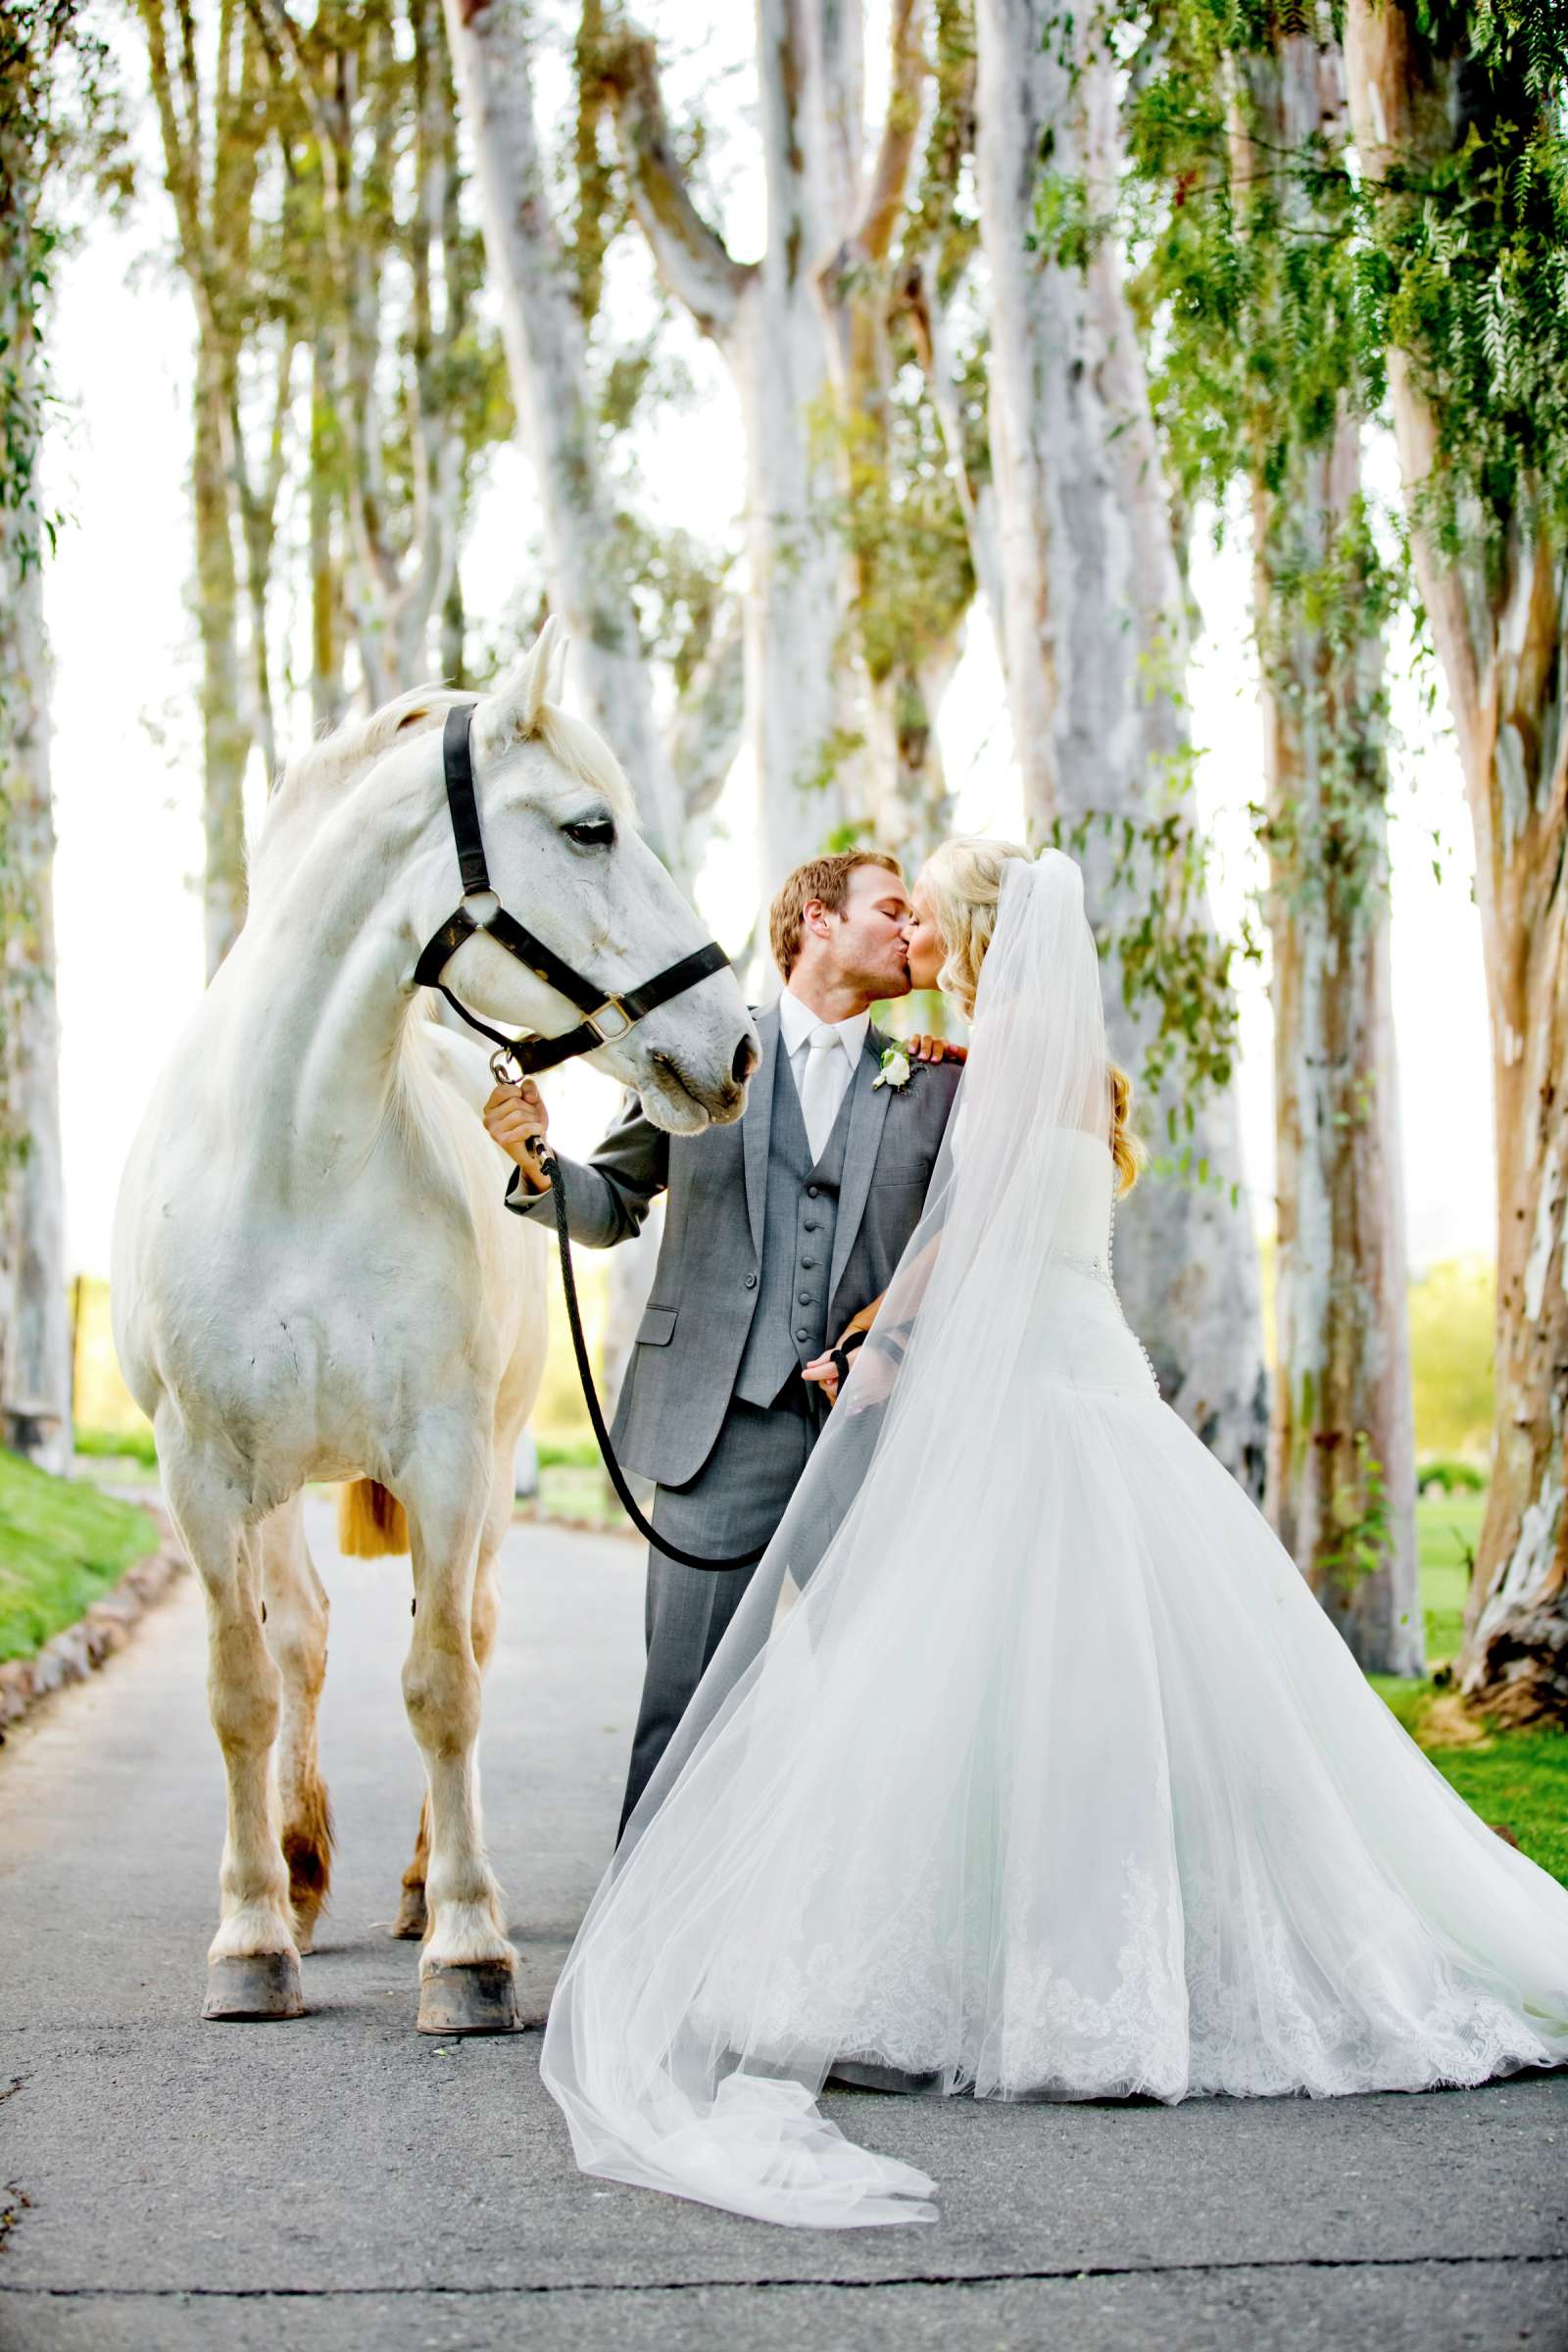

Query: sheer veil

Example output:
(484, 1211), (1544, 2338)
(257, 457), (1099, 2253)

(539, 850), (1116, 2227)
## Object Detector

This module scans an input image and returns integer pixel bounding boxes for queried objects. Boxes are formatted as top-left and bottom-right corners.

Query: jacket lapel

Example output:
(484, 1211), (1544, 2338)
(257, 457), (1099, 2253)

(828, 1026), (892, 1308)
(743, 1003), (780, 1259)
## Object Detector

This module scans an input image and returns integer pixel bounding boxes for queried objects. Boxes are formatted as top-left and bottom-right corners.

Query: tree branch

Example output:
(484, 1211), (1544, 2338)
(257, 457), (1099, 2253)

(667, 596), (745, 827)
(596, 16), (753, 344)
(854, 0), (926, 264)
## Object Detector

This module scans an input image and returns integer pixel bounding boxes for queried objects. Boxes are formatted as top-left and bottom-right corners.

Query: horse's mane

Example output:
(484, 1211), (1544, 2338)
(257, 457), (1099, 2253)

(250, 676), (636, 906)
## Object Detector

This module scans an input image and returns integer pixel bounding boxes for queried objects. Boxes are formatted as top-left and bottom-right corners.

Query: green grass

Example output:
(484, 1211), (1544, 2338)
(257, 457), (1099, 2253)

(1369, 1494), (1568, 1886)
(1372, 1676), (1568, 1886)
(0, 1448), (161, 1663)
(1417, 1494), (1485, 1660)
(74, 1424), (158, 1468)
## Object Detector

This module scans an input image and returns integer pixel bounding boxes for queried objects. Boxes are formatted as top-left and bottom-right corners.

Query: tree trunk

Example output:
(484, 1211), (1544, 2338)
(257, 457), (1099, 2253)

(310, 331), (346, 734)
(1348, 1), (1568, 1717)
(816, 0), (963, 863)
(1235, 32), (1420, 1673)
(136, 0), (257, 973)
(0, 123), (72, 1468)
(193, 341), (250, 975)
(975, 0), (1268, 1493)
(600, 1), (865, 888)
(734, 0), (859, 880)
(442, 0), (687, 875)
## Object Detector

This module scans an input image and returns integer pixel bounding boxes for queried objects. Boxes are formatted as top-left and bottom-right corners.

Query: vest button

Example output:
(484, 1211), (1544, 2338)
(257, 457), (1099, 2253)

(798, 1291), (812, 1305)
(744, 1272), (758, 1289)
(795, 1328), (809, 1341)
(800, 1256), (816, 1269)
(807, 1185), (819, 1198)
(803, 1218), (818, 1232)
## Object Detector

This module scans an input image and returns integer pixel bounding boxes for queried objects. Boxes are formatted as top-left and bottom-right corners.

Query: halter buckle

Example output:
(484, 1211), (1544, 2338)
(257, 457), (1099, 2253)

(585, 998), (634, 1045)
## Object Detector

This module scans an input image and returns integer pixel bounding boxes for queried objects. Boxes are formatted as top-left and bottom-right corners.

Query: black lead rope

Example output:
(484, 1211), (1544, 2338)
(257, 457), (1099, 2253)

(534, 1147), (767, 1573)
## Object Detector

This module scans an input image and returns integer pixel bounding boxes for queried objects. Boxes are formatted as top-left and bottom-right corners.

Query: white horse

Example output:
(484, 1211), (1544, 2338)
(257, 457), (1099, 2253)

(113, 622), (757, 2033)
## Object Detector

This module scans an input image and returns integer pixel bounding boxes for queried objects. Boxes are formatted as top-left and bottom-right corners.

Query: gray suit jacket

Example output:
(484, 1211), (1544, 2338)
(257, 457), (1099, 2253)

(508, 1004), (961, 1486)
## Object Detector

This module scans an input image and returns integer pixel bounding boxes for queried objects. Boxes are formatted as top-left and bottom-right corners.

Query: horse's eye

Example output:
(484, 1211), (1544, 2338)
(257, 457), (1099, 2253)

(564, 817), (615, 849)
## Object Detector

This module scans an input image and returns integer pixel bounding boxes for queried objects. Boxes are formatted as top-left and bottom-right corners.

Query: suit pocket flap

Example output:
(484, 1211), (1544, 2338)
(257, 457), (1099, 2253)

(636, 1305), (678, 1348)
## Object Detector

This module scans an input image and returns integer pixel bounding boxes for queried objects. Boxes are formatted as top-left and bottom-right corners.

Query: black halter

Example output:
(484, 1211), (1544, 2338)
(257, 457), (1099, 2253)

(413, 705), (730, 1083)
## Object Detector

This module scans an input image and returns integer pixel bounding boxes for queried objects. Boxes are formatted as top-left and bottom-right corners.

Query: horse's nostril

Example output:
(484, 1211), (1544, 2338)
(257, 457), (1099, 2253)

(733, 1034), (760, 1086)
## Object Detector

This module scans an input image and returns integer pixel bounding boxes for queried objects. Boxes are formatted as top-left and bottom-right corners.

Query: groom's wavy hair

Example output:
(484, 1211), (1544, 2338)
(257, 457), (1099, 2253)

(922, 836), (1148, 1198)
(769, 850), (905, 978)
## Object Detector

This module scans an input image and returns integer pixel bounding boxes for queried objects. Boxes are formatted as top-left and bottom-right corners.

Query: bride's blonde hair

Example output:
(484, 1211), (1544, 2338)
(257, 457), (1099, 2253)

(920, 835), (1147, 1197)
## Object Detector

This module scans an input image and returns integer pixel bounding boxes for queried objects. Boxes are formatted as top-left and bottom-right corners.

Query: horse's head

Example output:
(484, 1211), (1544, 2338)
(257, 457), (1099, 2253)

(407, 621), (759, 1133)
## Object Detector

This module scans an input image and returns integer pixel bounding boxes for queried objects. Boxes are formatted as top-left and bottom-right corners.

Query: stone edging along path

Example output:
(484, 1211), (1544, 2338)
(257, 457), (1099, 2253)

(0, 1509), (187, 1740)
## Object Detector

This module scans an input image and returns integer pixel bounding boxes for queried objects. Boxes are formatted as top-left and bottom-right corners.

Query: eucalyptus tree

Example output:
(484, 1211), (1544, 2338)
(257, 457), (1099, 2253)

(974, 0), (1269, 1494)
(439, 0), (688, 874)
(0, 7), (122, 1466)
(900, 0), (1005, 659)
(134, 0), (286, 973)
(252, 0), (494, 710)
(1345, 2), (1568, 1718)
(589, 0), (921, 882)
(812, 0), (976, 861)
(1123, 3), (1419, 1671)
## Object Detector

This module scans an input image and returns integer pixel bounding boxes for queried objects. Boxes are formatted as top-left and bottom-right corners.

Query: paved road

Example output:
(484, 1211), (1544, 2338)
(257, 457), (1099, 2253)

(2, 1503), (1565, 2352)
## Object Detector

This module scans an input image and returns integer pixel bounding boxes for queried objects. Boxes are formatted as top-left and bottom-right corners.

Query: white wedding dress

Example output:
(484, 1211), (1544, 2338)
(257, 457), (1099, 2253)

(542, 852), (1568, 2230)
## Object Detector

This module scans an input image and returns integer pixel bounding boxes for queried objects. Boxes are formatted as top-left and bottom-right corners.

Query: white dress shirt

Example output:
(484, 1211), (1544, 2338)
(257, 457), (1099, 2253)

(778, 986), (870, 1158)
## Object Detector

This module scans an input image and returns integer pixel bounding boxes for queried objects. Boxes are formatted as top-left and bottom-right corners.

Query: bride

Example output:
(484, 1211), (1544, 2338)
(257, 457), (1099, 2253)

(541, 840), (1568, 2230)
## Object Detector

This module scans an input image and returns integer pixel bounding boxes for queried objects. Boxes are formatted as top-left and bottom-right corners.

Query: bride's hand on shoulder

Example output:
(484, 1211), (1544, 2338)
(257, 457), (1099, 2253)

(907, 1034), (966, 1064)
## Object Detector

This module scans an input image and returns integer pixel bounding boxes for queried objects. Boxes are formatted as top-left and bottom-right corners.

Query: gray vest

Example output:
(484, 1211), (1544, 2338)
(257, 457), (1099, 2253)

(733, 1042), (855, 1408)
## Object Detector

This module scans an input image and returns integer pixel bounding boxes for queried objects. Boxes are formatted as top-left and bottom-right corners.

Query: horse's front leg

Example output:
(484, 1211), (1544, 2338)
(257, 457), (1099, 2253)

(164, 1447), (304, 2022)
(401, 1436), (518, 2034)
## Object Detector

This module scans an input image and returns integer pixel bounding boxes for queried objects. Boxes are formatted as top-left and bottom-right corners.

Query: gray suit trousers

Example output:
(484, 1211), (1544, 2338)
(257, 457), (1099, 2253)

(620, 1380), (824, 1836)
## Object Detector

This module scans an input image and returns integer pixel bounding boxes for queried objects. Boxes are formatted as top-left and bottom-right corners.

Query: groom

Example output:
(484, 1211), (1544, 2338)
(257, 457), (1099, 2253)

(486, 851), (961, 1832)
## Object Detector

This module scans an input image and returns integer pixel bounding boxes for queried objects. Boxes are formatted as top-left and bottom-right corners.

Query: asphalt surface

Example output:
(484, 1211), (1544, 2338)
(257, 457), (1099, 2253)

(2, 1500), (1565, 2352)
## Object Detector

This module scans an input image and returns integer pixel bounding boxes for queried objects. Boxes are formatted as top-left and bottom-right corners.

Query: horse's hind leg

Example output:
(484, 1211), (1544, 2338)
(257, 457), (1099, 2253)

(399, 1428), (518, 2034)
(392, 1795), (429, 1941)
(260, 1498), (334, 1953)
(163, 1446), (303, 2022)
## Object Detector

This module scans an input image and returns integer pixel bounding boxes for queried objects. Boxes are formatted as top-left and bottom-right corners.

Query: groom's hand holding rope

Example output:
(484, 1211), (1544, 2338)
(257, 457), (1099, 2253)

(484, 1081), (554, 1193)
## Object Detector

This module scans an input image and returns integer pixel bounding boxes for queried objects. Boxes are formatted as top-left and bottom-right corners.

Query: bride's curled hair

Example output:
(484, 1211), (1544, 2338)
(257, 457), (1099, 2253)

(921, 834), (1146, 1197)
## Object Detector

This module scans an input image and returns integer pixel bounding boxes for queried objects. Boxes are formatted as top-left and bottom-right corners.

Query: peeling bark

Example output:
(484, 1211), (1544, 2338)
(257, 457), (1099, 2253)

(1348, 1), (1568, 1719)
(975, 0), (1268, 1492)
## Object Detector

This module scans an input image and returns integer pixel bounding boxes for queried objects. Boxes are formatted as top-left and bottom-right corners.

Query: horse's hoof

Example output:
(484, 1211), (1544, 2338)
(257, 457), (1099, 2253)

(391, 1885), (427, 1940)
(416, 1960), (519, 2035)
(202, 1951), (305, 2022)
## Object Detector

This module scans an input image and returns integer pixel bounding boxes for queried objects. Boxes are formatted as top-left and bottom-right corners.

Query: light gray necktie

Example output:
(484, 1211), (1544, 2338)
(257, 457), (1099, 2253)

(798, 1024), (843, 1163)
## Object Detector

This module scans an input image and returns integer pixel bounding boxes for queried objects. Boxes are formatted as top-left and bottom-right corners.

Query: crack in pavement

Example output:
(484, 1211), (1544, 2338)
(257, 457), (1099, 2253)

(2, 2251), (1564, 2300)
(0, 2184), (31, 2253)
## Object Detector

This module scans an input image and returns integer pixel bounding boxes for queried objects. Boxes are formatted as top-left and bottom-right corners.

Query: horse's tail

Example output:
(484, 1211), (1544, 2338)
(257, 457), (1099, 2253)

(337, 1479), (410, 1558)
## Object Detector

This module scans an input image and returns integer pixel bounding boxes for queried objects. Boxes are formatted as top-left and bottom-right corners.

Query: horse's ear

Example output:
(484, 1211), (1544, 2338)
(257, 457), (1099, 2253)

(484, 615), (567, 746)
(546, 625), (568, 704)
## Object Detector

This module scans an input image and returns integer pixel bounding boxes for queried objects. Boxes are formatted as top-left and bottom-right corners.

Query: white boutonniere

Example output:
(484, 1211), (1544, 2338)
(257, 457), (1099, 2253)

(872, 1044), (913, 1092)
